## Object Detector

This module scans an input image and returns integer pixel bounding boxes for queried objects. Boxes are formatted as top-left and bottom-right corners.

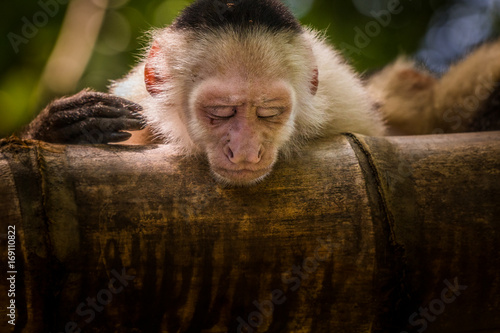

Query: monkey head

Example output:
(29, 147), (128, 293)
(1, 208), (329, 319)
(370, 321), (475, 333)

(143, 26), (318, 186)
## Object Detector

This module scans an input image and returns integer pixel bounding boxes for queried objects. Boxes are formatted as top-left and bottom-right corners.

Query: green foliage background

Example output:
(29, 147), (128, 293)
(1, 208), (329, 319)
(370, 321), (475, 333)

(0, 0), (454, 137)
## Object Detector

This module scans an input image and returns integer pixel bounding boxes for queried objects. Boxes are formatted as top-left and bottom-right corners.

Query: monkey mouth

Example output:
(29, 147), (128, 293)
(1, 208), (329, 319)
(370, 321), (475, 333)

(213, 167), (272, 185)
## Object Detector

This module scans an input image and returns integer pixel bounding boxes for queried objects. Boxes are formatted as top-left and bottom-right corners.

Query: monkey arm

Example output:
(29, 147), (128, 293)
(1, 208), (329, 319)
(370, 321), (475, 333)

(20, 89), (145, 144)
(369, 38), (500, 135)
(434, 39), (500, 133)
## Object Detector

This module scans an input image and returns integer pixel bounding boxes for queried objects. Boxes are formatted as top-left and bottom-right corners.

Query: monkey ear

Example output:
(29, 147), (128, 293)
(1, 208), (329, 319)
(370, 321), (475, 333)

(310, 68), (319, 96)
(144, 41), (169, 96)
(305, 41), (319, 96)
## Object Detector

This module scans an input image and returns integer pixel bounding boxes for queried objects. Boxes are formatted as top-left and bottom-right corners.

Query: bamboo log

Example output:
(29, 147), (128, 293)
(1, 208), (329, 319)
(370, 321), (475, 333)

(0, 132), (499, 333)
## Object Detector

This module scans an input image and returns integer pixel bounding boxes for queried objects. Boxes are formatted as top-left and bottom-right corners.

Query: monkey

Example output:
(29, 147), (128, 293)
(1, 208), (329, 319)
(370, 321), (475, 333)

(367, 39), (500, 135)
(20, 0), (499, 185)
(21, 0), (385, 186)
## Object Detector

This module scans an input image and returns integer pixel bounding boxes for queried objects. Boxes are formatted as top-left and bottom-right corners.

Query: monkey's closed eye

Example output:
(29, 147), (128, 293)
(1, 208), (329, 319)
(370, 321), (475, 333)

(257, 107), (285, 119)
(206, 106), (237, 119)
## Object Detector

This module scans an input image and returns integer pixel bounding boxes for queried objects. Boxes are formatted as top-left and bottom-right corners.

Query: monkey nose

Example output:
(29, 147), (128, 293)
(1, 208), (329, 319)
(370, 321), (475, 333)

(226, 146), (263, 165)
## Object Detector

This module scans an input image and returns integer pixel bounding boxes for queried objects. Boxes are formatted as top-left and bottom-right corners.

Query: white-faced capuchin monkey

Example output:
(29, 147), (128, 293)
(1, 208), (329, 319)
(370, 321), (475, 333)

(21, 0), (500, 185)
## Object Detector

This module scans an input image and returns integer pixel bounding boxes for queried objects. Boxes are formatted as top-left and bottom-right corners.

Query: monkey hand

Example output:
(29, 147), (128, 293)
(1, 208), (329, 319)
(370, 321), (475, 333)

(22, 89), (145, 144)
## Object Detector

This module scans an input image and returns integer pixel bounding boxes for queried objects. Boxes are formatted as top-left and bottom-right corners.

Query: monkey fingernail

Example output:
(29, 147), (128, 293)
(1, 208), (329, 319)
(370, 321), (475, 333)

(109, 132), (132, 142)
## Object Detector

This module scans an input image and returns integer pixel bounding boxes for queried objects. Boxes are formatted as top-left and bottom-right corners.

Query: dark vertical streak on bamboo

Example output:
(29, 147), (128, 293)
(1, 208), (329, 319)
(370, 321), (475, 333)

(345, 134), (411, 332)
(357, 132), (500, 332)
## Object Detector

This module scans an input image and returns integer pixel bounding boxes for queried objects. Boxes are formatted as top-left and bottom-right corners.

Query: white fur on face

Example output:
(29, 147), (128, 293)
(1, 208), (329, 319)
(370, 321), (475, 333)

(188, 75), (295, 185)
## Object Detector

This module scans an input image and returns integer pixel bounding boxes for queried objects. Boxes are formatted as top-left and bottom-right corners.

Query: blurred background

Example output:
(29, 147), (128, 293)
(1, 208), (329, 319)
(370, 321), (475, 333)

(1, 0), (499, 138)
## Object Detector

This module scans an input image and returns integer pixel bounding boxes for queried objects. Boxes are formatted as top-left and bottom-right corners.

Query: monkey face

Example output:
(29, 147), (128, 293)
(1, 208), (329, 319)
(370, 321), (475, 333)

(189, 76), (295, 185)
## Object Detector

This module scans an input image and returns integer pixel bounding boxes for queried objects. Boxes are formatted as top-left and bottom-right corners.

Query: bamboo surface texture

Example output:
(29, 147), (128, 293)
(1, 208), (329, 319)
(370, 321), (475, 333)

(0, 132), (499, 333)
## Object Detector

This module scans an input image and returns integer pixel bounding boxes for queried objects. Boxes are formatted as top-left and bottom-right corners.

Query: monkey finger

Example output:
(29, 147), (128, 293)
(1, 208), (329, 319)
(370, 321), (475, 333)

(76, 117), (144, 133)
(102, 132), (133, 143)
(82, 105), (144, 121)
(115, 118), (145, 131)
(49, 90), (143, 114)
(47, 106), (144, 129)
(67, 131), (133, 144)
(82, 92), (143, 112)
(51, 119), (135, 144)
